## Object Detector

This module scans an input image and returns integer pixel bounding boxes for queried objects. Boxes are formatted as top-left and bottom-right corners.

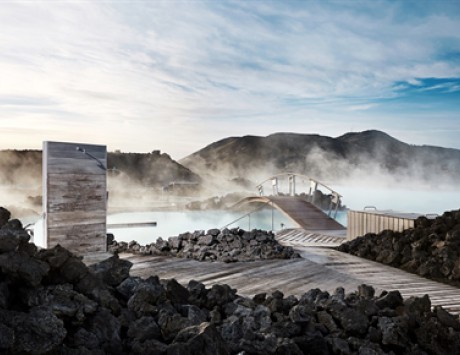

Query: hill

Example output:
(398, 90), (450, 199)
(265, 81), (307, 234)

(179, 130), (460, 187)
(0, 149), (200, 188)
(0, 149), (201, 214)
(107, 150), (200, 187)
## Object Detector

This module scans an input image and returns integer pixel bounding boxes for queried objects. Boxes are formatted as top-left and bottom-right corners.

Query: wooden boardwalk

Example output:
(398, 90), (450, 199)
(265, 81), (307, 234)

(120, 252), (363, 298)
(270, 196), (345, 231)
(84, 210), (460, 316)
(276, 228), (346, 247)
(235, 196), (346, 231)
(116, 230), (460, 315)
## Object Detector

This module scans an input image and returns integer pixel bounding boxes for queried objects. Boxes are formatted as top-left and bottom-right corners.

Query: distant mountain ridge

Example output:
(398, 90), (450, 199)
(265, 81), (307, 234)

(179, 130), (460, 186)
(0, 149), (200, 187)
(2, 130), (459, 198)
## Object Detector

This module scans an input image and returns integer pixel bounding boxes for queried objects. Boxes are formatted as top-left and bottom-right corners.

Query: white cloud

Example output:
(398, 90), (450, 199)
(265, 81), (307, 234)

(0, 0), (459, 158)
(345, 104), (378, 112)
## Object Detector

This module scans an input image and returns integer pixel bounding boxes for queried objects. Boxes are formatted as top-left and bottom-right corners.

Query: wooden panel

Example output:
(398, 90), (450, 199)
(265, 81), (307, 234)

(43, 141), (107, 254)
(47, 210), (107, 227)
(49, 239), (107, 253)
(398, 218), (404, 232)
(47, 157), (107, 175)
(48, 223), (107, 253)
(347, 210), (417, 240)
(47, 141), (106, 160)
(49, 223), (107, 240)
(47, 174), (105, 213)
(404, 219), (413, 230)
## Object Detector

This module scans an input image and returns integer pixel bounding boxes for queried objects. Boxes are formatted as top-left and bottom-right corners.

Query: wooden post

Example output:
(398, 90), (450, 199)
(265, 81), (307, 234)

(288, 174), (295, 196)
(42, 141), (107, 253)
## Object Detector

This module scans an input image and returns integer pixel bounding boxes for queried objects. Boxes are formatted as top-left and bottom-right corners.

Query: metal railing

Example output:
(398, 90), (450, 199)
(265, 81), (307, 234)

(255, 173), (343, 219)
(221, 201), (274, 231)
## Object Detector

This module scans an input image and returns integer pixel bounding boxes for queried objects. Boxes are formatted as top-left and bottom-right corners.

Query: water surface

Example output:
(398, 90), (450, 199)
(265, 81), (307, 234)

(107, 208), (296, 245)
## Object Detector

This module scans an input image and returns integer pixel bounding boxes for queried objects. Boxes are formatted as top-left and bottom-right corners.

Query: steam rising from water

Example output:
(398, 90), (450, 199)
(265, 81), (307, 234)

(0, 150), (42, 217)
(1, 135), (459, 223)
(180, 135), (460, 215)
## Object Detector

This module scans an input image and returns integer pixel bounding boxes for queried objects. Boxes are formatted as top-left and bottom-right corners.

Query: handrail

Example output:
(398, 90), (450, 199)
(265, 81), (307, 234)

(76, 147), (106, 171)
(220, 202), (270, 230)
(255, 173), (342, 198)
(252, 172), (343, 220)
(255, 172), (310, 189)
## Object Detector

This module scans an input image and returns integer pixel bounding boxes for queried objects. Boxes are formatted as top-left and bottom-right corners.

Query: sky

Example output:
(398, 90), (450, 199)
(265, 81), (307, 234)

(1, 0), (460, 160)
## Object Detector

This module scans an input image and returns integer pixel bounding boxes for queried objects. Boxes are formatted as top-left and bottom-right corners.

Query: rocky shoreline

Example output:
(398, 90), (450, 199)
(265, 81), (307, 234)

(108, 228), (300, 263)
(1, 206), (460, 354)
(338, 209), (460, 288)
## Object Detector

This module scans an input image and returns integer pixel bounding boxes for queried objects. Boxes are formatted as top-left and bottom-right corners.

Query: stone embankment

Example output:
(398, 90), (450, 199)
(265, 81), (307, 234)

(109, 228), (300, 262)
(1, 206), (460, 354)
(338, 209), (460, 287)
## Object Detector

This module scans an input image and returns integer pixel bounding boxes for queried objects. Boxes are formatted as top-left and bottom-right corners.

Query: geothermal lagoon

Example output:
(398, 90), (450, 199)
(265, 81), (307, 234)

(105, 185), (458, 245)
(107, 208), (299, 245)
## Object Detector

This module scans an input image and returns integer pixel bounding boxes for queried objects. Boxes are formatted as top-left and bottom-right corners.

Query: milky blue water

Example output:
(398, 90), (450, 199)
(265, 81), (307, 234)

(28, 185), (459, 246)
(107, 185), (459, 244)
(107, 208), (297, 245)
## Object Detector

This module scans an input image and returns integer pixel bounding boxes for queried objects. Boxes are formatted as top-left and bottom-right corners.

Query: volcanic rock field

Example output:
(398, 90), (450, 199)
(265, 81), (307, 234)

(1, 206), (460, 354)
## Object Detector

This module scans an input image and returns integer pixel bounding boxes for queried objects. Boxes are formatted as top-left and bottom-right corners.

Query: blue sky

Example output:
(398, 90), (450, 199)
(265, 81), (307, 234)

(0, 0), (459, 159)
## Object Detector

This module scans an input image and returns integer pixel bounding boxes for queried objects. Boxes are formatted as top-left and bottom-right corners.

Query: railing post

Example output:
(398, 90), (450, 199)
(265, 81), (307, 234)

(272, 178), (278, 196)
(258, 185), (264, 196)
(309, 179), (318, 197)
(332, 192), (340, 218)
(288, 174), (295, 196)
(271, 201), (274, 231)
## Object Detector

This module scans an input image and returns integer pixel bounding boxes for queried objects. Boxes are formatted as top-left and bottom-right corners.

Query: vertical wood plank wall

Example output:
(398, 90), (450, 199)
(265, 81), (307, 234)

(43, 141), (107, 253)
(347, 210), (415, 240)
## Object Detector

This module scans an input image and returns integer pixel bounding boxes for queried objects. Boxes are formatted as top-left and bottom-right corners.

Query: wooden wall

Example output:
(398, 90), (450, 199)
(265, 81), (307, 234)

(347, 210), (415, 241)
(42, 141), (107, 253)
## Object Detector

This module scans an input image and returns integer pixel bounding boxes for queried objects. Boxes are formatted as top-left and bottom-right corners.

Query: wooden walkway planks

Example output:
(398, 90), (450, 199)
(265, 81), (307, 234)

(269, 196), (345, 231)
(117, 241), (460, 315)
(84, 222), (460, 316)
(120, 253), (363, 298)
(234, 196), (345, 231)
(276, 228), (346, 247)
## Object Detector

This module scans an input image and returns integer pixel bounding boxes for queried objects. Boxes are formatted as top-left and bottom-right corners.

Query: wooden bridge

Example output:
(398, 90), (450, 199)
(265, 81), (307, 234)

(230, 173), (345, 234)
(233, 195), (345, 232)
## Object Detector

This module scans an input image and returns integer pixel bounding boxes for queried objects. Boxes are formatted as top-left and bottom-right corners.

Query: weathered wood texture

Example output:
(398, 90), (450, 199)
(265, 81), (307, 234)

(43, 141), (107, 253)
(236, 196), (346, 231)
(347, 210), (417, 240)
(118, 244), (460, 315)
(271, 196), (345, 230)
(276, 228), (346, 247)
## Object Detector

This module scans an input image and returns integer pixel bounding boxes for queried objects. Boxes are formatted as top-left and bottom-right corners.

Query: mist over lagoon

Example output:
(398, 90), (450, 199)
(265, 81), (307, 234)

(104, 184), (458, 245)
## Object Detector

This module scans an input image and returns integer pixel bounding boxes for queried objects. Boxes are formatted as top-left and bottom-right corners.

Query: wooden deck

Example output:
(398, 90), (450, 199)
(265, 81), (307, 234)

(270, 196), (345, 231)
(84, 226), (460, 315)
(120, 252), (362, 297)
(235, 196), (346, 231)
(115, 230), (460, 315)
(276, 228), (346, 247)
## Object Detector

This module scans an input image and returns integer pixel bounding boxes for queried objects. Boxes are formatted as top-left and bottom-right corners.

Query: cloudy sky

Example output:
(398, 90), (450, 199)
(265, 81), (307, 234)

(1, 0), (459, 159)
